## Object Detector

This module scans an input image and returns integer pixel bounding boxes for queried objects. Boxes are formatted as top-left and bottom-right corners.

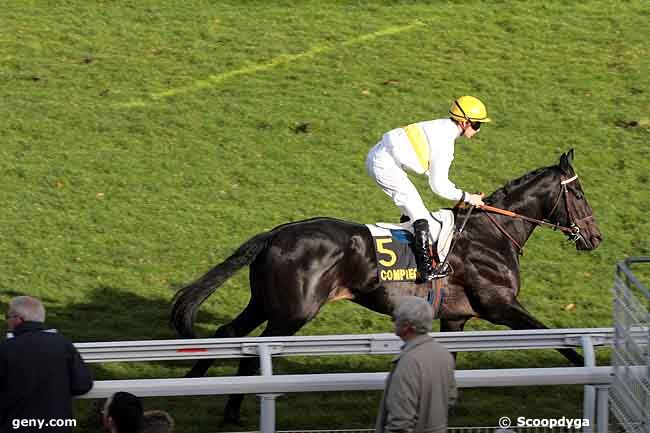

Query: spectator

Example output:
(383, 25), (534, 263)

(375, 296), (457, 433)
(142, 410), (175, 433)
(0, 296), (93, 432)
(102, 392), (144, 433)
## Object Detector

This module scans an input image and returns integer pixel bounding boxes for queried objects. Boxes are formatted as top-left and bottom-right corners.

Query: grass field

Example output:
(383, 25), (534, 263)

(1, 1), (649, 431)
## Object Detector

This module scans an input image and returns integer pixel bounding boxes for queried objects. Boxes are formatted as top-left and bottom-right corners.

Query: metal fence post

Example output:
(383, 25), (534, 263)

(581, 335), (596, 433)
(258, 343), (279, 433)
(596, 385), (610, 433)
(610, 257), (650, 433)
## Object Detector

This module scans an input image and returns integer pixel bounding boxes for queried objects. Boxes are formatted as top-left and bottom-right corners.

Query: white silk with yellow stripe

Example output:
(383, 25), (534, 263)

(367, 118), (465, 218)
(403, 123), (431, 171)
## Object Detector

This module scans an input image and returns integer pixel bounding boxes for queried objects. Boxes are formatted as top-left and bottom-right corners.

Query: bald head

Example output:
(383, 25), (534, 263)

(9, 296), (46, 323)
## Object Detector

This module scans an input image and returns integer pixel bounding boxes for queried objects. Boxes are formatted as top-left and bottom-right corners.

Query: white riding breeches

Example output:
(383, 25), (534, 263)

(366, 143), (442, 241)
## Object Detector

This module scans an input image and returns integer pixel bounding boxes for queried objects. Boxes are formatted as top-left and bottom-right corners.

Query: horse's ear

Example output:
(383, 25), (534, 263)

(559, 149), (574, 173)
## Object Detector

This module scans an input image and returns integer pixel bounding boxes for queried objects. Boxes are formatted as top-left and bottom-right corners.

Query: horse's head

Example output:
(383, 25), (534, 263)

(549, 149), (602, 250)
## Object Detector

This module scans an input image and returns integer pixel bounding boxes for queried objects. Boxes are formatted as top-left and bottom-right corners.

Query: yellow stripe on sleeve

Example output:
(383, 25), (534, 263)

(403, 123), (430, 171)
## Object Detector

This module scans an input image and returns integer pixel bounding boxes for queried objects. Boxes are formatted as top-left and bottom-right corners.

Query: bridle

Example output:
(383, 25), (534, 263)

(478, 174), (594, 254)
(546, 174), (595, 242)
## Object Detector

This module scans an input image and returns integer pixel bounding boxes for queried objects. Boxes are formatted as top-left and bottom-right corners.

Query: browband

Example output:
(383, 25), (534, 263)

(561, 175), (578, 185)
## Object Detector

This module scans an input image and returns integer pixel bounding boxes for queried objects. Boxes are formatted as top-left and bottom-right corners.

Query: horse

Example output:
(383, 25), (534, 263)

(170, 149), (601, 424)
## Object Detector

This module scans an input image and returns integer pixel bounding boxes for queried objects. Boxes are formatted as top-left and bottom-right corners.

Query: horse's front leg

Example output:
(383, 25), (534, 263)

(479, 290), (584, 366)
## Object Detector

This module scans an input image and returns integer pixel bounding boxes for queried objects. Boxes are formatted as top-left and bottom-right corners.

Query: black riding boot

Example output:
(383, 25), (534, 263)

(413, 219), (436, 284)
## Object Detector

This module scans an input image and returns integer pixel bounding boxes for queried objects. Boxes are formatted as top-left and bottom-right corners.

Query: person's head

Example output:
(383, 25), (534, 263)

(5, 296), (45, 331)
(392, 296), (433, 341)
(142, 410), (175, 433)
(103, 392), (144, 433)
(449, 95), (491, 138)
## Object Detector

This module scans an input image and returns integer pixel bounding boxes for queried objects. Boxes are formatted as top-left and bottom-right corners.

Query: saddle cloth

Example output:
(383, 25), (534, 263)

(364, 227), (418, 282)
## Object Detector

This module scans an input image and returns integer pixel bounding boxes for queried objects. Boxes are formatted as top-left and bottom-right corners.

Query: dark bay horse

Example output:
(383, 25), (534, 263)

(171, 149), (601, 423)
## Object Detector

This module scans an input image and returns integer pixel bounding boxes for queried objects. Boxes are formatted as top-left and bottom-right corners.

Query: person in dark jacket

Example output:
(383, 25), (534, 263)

(0, 296), (93, 432)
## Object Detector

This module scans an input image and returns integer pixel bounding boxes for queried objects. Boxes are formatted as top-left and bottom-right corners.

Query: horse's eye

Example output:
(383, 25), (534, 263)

(576, 194), (583, 200)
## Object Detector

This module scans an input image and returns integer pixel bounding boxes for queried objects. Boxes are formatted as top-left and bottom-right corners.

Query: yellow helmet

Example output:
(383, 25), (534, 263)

(449, 96), (491, 123)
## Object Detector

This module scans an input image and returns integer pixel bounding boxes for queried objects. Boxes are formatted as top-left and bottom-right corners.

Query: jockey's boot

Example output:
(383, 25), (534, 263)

(413, 219), (436, 284)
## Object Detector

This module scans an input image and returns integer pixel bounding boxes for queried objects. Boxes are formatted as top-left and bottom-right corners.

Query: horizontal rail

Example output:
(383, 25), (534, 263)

(79, 366), (625, 399)
(75, 328), (647, 363)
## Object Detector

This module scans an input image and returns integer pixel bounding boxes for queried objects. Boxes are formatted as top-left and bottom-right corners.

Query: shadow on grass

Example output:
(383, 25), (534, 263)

(0, 289), (29, 299)
(45, 286), (232, 342)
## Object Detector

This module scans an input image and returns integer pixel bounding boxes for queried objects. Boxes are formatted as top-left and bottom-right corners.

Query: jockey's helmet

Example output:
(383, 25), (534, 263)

(449, 96), (492, 123)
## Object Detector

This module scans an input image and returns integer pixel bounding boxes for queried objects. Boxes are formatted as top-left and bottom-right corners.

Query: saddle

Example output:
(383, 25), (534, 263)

(367, 209), (455, 267)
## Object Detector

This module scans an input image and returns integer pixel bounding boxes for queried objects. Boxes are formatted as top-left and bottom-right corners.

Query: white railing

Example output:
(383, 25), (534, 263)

(79, 366), (628, 433)
(82, 366), (616, 398)
(71, 328), (648, 433)
(75, 328), (637, 363)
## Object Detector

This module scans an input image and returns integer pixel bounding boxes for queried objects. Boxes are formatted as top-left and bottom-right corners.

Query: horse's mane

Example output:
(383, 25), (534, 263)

(484, 165), (560, 205)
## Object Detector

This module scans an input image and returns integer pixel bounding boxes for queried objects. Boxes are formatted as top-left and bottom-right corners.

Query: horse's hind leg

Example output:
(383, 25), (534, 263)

(440, 318), (469, 362)
(483, 298), (584, 366)
(439, 318), (468, 414)
(186, 300), (267, 377)
(223, 318), (309, 425)
(440, 318), (469, 333)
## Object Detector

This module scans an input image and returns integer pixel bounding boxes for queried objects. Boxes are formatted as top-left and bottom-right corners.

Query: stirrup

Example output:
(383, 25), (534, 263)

(432, 263), (449, 279)
(416, 272), (436, 284)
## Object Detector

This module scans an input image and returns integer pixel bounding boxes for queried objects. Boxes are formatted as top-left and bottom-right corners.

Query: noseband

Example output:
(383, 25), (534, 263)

(478, 174), (594, 254)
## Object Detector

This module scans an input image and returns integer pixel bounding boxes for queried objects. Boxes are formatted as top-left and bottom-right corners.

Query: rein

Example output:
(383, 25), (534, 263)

(479, 204), (577, 234)
(478, 174), (593, 254)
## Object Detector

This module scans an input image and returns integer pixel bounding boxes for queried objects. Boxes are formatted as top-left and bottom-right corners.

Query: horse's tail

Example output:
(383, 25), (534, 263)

(170, 230), (273, 338)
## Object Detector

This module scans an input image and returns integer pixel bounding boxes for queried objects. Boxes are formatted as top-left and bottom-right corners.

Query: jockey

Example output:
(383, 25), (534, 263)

(366, 96), (490, 283)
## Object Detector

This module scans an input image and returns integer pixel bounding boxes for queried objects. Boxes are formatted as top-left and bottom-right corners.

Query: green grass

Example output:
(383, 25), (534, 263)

(1, 1), (649, 431)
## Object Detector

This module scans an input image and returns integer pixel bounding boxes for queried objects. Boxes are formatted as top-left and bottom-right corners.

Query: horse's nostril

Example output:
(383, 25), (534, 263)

(589, 234), (603, 248)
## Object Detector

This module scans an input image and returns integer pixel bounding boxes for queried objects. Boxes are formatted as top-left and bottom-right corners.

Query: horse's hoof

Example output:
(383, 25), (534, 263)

(221, 404), (244, 427)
